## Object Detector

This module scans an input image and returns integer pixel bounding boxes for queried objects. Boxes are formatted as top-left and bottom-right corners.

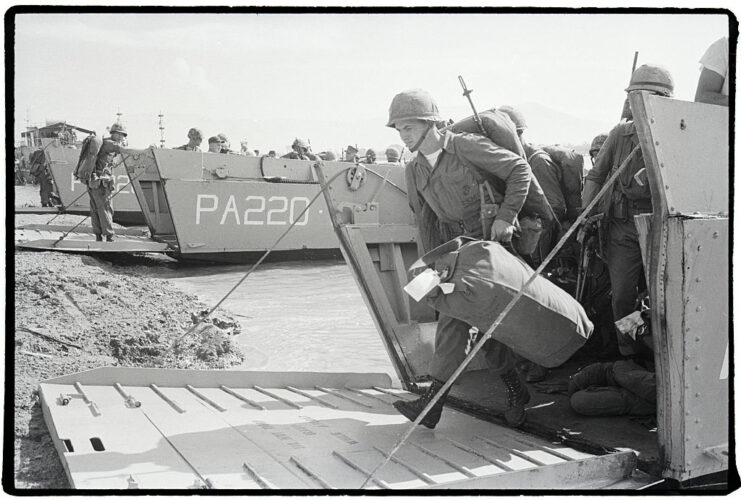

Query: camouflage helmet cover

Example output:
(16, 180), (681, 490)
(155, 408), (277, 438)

(188, 127), (204, 140)
(590, 133), (608, 154)
(625, 64), (674, 97)
(385, 146), (400, 161)
(292, 138), (310, 149)
(217, 132), (229, 143)
(386, 89), (441, 128)
(110, 122), (127, 136)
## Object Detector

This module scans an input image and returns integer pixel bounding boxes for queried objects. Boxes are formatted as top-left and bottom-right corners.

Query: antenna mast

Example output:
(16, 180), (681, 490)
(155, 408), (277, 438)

(158, 111), (165, 148)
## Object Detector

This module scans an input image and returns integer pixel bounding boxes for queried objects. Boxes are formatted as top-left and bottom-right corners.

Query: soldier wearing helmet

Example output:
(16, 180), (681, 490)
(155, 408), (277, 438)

(589, 133), (608, 165)
(282, 138), (319, 160)
(207, 136), (222, 153)
(363, 148), (377, 164)
(582, 63), (674, 358)
(174, 128), (203, 152)
(88, 122), (128, 242)
(385, 146), (400, 163)
(240, 140), (256, 156)
(388, 88), (534, 429)
(217, 133), (237, 154)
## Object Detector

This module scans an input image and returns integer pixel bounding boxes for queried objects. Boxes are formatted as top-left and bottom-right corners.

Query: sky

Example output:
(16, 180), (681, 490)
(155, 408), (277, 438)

(12, 11), (730, 155)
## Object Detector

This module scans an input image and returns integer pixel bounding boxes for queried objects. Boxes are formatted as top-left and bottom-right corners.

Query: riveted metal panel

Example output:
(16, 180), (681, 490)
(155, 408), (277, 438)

(678, 217), (729, 479)
(634, 95), (728, 215)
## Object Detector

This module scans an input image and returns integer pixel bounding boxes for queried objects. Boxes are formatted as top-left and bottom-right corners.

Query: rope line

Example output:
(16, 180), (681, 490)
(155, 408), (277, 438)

(359, 146), (641, 488)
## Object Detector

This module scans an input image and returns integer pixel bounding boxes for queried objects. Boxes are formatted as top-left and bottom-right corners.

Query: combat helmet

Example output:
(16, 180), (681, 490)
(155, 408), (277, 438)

(386, 89), (441, 128)
(110, 123), (127, 136)
(292, 138), (310, 150)
(498, 105), (527, 132)
(625, 64), (674, 97)
(589, 133), (608, 155)
(188, 127), (203, 140)
(385, 146), (400, 161)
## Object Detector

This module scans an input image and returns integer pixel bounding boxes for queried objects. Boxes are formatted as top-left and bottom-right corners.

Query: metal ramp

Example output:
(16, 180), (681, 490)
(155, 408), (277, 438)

(40, 367), (653, 490)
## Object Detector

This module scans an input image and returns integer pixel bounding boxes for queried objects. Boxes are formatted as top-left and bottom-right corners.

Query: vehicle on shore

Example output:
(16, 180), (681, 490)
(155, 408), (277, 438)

(36, 93), (732, 490)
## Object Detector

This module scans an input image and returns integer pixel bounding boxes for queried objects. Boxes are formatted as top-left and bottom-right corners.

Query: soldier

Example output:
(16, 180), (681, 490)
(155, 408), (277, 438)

(29, 146), (57, 207)
(388, 89), (534, 428)
(385, 146), (400, 163)
(207, 136), (222, 153)
(89, 122), (127, 242)
(174, 128), (203, 151)
(267, 150), (277, 158)
(582, 64), (674, 357)
(217, 133), (236, 154)
(364, 148), (377, 164)
(568, 359), (655, 416)
(281, 138), (319, 160)
(589, 133), (608, 167)
(343, 145), (358, 162)
(695, 36), (729, 107)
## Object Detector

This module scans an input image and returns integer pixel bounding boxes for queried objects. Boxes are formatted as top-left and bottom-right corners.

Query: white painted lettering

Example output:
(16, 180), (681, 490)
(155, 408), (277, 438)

(244, 196), (266, 225)
(290, 197), (311, 226)
(115, 174), (130, 194)
(220, 195), (240, 225)
(195, 194), (219, 224)
(267, 196), (288, 225)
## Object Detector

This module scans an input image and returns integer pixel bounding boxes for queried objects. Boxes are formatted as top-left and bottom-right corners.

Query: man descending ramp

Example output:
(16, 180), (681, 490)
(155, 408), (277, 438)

(387, 88), (544, 428)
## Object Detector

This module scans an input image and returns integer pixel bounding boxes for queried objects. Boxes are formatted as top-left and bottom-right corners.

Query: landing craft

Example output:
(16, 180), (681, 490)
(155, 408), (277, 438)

(37, 93), (731, 489)
(115, 149), (406, 263)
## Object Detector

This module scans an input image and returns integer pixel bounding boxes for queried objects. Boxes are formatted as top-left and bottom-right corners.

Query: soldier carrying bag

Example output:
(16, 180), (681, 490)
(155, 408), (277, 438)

(74, 134), (103, 183)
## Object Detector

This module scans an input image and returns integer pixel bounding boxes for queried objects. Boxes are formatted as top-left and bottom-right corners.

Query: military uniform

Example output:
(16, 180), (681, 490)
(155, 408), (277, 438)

(406, 130), (531, 381)
(585, 121), (651, 355)
(89, 138), (123, 239)
(281, 151), (319, 160)
(523, 144), (564, 263)
(568, 360), (655, 416)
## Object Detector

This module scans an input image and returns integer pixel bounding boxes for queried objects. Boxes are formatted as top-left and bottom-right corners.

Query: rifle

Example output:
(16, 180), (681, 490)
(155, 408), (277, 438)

(621, 51), (639, 120)
(458, 75), (487, 136)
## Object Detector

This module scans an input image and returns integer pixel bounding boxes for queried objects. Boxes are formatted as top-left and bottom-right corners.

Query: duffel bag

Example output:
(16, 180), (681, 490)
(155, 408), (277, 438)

(407, 237), (593, 367)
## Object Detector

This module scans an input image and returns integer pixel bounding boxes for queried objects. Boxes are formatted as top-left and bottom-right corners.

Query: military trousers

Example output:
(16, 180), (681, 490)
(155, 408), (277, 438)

(39, 173), (55, 207)
(428, 314), (515, 382)
(88, 185), (115, 237)
(605, 218), (645, 355)
(569, 360), (655, 416)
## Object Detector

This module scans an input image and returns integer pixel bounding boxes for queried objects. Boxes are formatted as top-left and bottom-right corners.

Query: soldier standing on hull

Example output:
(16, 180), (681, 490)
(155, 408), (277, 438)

(582, 64), (674, 357)
(388, 89), (533, 428)
(207, 136), (222, 153)
(174, 128), (203, 151)
(89, 123), (127, 242)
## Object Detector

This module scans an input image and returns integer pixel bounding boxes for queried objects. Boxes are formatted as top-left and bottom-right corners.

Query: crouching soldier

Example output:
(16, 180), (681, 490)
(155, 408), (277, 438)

(568, 359), (655, 416)
(89, 123), (127, 242)
(388, 89), (539, 428)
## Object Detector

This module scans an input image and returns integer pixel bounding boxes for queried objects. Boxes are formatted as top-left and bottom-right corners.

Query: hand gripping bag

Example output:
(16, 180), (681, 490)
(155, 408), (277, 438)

(410, 237), (593, 367)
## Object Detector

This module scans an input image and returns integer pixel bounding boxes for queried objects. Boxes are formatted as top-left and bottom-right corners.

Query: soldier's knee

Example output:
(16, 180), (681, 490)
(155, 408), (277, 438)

(570, 387), (629, 416)
(568, 362), (615, 395)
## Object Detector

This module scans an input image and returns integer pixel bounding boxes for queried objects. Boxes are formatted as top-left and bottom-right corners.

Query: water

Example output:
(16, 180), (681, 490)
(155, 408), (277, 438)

(156, 260), (400, 385)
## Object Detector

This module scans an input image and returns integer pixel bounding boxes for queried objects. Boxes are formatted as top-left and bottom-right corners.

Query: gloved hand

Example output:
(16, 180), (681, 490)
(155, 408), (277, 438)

(490, 219), (514, 243)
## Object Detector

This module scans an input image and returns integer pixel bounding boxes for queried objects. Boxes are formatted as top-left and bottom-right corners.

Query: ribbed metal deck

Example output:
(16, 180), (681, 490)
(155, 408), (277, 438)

(40, 367), (650, 490)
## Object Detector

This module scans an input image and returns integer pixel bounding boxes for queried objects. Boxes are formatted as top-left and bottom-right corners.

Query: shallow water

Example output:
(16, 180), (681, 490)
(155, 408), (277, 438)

(156, 260), (400, 386)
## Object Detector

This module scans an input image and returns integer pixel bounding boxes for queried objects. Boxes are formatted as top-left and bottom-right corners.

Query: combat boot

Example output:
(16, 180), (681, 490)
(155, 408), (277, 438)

(95, 234), (103, 242)
(393, 379), (448, 429)
(106, 235), (115, 242)
(500, 369), (530, 427)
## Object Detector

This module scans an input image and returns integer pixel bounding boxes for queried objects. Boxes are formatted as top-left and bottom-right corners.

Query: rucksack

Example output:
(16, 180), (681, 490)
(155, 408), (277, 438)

(540, 144), (585, 220)
(28, 149), (46, 177)
(74, 134), (103, 182)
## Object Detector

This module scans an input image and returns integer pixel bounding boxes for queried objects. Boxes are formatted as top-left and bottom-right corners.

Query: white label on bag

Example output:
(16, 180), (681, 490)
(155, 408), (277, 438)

(404, 268), (441, 302)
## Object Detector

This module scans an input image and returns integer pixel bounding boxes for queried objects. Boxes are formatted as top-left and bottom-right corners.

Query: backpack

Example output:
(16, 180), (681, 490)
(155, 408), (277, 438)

(540, 145), (585, 220)
(28, 149), (47, 177)
(74, 134), (103, 182)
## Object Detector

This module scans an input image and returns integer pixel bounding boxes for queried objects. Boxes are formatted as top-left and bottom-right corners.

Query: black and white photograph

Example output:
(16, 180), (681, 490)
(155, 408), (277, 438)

(6, 5), (736, 492)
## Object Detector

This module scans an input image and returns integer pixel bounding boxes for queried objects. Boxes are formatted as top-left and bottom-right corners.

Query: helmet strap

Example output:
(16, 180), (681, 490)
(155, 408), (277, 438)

(409, 121), (433, 153)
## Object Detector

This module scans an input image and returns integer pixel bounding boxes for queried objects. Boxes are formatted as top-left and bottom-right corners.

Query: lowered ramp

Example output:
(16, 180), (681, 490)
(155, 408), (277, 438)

(40, 367), (655, 490)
